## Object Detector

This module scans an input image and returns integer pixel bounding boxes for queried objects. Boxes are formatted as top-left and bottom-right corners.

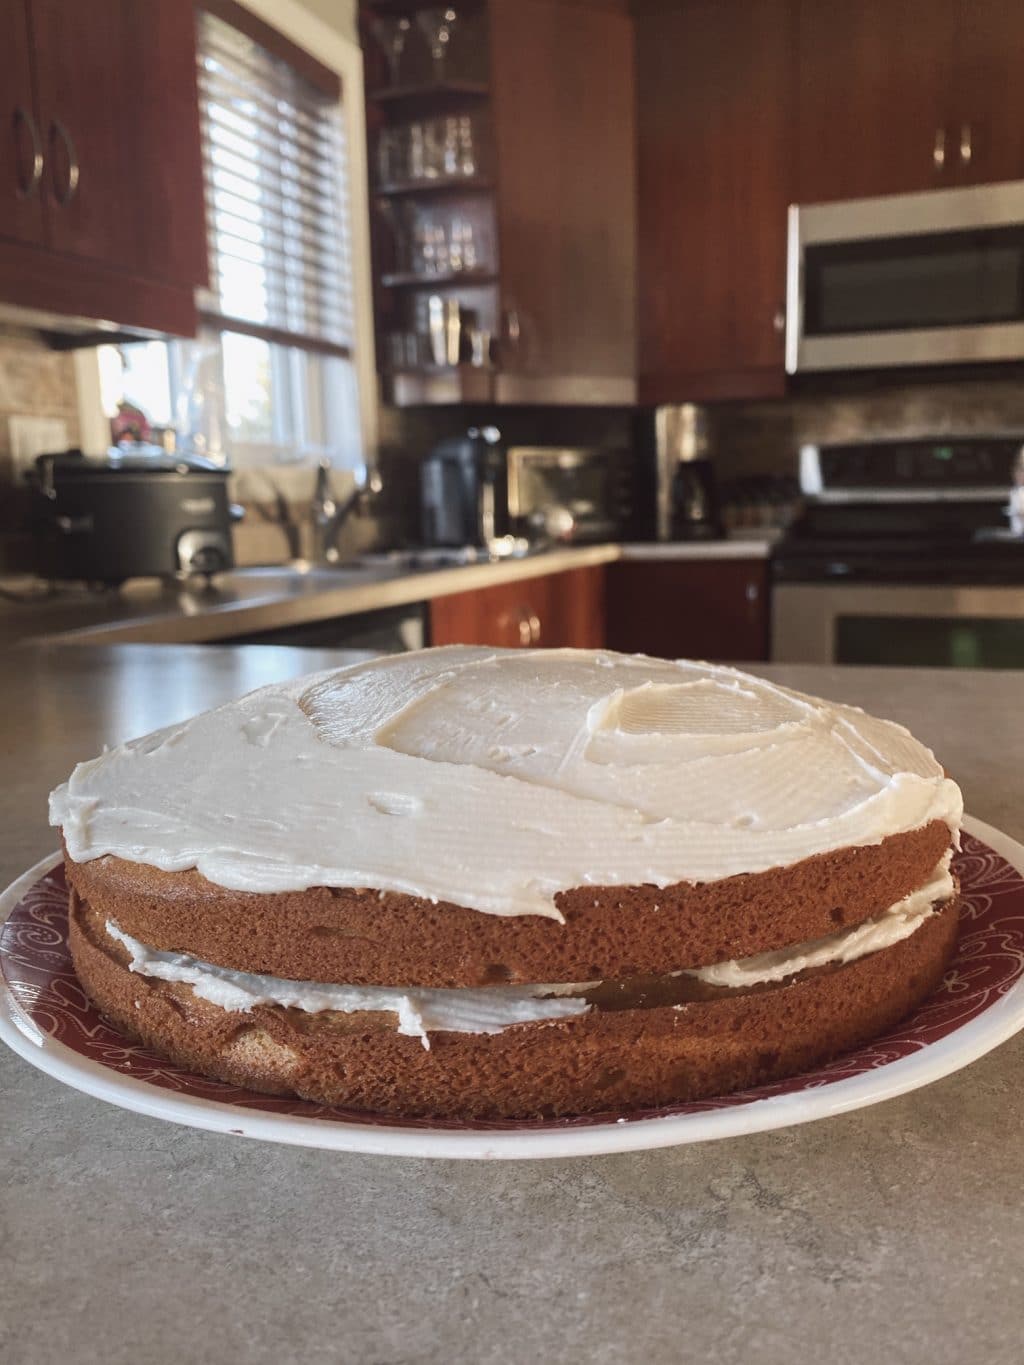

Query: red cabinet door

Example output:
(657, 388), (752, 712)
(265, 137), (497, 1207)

(0, 0), (46, 247)
(953, 0), (1024, 186)
(430, 567), (606, 650)
(489, 0), (635, 403)
(798, 0), (958, 203)
(637, 0), (795, 403)
(29, 0), (206, 286)
(606, 560), (769, 663)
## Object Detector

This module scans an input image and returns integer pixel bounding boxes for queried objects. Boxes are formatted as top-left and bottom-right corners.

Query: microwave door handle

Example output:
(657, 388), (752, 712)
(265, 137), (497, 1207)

(785, 202), (802, 374)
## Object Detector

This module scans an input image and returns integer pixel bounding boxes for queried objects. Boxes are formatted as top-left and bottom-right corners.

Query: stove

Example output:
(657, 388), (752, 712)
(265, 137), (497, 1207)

(771, 437), (1024, 667)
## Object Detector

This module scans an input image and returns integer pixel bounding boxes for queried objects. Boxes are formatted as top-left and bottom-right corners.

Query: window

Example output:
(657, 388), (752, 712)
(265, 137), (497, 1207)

(101, 6), (363, 471)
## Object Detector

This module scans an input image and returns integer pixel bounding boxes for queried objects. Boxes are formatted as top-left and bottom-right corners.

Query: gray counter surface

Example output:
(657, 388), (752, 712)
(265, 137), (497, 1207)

(0, 545), (622, 646)
(2, 645), (1023, 1365)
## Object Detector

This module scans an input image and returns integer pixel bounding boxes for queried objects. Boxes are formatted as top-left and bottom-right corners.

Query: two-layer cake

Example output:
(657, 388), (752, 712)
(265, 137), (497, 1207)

(50, 648), (963, 1118)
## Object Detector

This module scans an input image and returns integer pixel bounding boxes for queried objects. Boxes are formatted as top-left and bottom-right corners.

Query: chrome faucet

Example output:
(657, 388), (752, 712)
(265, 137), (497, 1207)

(310, 459), (383, 564)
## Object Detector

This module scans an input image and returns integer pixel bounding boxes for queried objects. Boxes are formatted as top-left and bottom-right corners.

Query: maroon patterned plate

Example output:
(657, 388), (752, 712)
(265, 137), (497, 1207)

(3, 815), (1024, 1159)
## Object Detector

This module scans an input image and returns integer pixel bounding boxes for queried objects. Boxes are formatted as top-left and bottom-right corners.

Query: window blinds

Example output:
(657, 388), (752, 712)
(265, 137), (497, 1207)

(196, 11), (353, 358)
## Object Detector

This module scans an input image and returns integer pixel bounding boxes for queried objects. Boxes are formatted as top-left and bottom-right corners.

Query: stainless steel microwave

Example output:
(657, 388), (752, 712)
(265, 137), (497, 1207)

(785, 180), (1024, 373)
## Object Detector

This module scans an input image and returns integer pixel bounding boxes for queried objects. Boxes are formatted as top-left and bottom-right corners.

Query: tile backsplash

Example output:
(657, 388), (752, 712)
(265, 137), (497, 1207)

(714, 376), (1024, 478)
(0, 330), (80, 477)
(0, 330), (81, 564)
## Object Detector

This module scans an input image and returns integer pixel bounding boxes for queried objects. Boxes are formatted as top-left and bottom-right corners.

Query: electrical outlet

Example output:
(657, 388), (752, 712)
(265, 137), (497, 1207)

(7, 416), (70, 478)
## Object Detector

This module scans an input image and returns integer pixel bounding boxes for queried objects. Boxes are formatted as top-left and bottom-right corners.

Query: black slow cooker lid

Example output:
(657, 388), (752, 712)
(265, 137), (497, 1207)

(36, 449), (230, 476)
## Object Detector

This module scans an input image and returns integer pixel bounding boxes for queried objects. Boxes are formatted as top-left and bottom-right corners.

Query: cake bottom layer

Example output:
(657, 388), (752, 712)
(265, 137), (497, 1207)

(68, 893), (960, 1120)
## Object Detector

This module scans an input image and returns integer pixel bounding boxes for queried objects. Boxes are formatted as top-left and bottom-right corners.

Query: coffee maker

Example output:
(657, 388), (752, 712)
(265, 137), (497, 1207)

(633, 404), (724, 541)
(420, 426), (509, 549)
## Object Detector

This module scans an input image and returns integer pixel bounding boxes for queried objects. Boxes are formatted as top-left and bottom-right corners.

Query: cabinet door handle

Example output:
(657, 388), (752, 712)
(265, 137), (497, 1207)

(932, 127), (946, 171)
(959, 122), (973, 167)
(745, 580), (760, 621)
(500, 307), (523, 365)
(772, 307), (786, 334)
(527, 611), (542, 646)
(12, 106), (43, 199)
(49, 119), (79, 206)
(504, 308), (521, 348)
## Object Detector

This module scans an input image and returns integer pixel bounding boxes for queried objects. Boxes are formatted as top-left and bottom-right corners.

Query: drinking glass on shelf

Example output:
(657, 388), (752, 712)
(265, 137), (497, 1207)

(422, 118), (445, 178)
(442, 117), (460, 177)
(369, 15), (412, 87)
(416, 7), (459, 84)
(448, 217), (476, 273)
(457, 116), (476, 176)
(406, 122), (426, 180)
(385, 331), (424, 371)
(414, 222), (449, 277)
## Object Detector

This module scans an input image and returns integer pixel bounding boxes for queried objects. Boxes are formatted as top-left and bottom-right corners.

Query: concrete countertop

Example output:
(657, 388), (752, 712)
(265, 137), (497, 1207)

(0, 538), (774, 647)
(3, 645), (1023, 1363)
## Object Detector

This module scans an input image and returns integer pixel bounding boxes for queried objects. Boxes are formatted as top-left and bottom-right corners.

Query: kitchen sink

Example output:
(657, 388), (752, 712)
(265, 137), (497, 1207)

(229, 561), (374, 584)
(195, 561), (398, 603)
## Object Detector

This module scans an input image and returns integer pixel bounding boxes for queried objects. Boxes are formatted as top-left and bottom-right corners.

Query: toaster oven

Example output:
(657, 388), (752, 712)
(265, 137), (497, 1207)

(506, 445), (627, 544)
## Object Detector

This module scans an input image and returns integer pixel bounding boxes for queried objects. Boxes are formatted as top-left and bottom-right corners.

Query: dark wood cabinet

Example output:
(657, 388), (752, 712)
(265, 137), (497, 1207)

(30, 0), (206, 285)
(606, 559), (769, 663)
(0, 0), (205, 335)
(798, 0), (1024, 203)
(636, 0), (795, 405)
(798, 0), (956, 204)
(0, 0), (45, 248)
(955, 0), (1024, 186)
(430, 565), (606, 649)
(489, 0), (635, 404)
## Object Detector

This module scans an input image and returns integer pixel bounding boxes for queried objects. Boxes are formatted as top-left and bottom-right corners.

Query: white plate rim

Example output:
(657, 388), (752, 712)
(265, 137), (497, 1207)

(2, 813), (1023, 1160)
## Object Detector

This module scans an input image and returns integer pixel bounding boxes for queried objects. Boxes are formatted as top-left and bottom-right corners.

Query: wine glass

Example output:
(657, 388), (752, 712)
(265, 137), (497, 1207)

(369, 15), (412, 87)
(416, 7), (459, 84)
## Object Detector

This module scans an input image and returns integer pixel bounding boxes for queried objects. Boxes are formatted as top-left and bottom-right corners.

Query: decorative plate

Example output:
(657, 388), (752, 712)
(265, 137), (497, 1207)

(2, 815), (1024, 1160)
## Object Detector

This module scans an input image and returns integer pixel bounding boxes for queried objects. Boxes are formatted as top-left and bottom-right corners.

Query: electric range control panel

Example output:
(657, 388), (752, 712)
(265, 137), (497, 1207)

(800, 437), (1022, 502)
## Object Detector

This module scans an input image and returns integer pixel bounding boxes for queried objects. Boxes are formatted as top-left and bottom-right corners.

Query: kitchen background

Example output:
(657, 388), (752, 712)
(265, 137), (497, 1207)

(2, 0), (1023, 666)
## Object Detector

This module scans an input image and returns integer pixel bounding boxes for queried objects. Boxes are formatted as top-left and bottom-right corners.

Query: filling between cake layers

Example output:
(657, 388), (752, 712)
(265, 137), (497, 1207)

(104, 855), (953, 1049)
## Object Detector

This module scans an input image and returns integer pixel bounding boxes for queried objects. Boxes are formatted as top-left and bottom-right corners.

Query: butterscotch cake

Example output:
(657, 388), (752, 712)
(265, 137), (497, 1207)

(50, 648), (963, 1119)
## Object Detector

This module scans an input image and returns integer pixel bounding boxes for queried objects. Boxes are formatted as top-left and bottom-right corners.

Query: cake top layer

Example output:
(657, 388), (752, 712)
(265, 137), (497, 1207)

(49, 647), (962, 919)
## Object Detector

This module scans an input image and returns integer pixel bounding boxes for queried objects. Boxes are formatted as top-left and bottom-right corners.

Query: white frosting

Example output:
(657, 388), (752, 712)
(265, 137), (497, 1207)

(689, 853), (953, 988)
(50, 647), (962, 919)
(104, 854), (953, 1043)
(104, 920), (589, 1049)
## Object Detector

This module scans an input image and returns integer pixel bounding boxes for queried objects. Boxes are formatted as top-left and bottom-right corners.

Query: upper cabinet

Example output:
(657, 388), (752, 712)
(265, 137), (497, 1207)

(636, 0), (796, 404)
(363, 0), (635, 407)
(0, 0), (205, 336)
(798, 0), (1024, 204)
(954, 0), (1024, 186)
(488, 0), (635, 404)
(0, 0), (45, 248)
(797, 0), (956, 204)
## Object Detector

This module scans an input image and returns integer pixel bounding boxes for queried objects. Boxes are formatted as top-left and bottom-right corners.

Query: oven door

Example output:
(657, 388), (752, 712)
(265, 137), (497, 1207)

(786, 181), (1024, 373)
(772, 583), (1024, 668)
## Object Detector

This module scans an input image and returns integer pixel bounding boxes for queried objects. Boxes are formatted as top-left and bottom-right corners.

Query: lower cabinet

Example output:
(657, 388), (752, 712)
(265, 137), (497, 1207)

(430, 566), (605, 649)
(606, 559), (769, 662)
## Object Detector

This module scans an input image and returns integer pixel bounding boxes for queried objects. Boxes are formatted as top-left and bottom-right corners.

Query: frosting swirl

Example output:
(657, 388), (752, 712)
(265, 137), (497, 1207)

(50, 647), (962, 919)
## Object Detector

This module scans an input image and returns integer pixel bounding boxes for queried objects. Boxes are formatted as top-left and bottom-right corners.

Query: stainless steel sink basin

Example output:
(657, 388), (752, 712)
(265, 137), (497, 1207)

(200, 562), (391, 602)
(231, 561), (372, 584)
